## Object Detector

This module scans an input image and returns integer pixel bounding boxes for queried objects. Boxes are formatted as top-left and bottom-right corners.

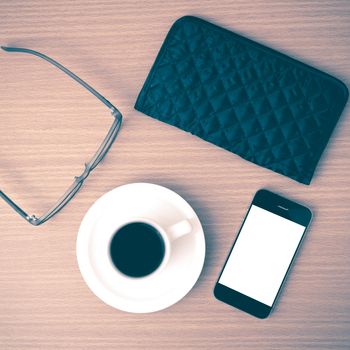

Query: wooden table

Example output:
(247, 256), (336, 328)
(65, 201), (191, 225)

(1, 1), (349, 349)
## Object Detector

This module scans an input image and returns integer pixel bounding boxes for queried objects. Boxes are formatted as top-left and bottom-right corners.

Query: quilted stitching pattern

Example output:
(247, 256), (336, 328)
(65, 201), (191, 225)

(135, 16), (348, 184)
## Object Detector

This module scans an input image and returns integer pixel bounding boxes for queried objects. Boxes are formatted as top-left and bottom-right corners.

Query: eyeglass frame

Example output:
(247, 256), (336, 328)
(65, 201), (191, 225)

(0, 46), (122, 226)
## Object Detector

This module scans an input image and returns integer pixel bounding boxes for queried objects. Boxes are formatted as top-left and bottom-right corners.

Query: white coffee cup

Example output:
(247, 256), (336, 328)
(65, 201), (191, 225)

(87, 210), (193, 294)
(107, 217), (192, 278)
(76, 183), (205, 312)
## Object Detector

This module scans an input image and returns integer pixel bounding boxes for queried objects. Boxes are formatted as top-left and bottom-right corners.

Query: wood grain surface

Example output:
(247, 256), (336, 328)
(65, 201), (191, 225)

(1, 1), (349, 349)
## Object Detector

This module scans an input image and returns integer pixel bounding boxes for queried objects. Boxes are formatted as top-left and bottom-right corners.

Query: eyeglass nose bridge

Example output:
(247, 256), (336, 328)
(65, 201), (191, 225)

(74, 163), (93, 184)
(28, 163), (95, 226)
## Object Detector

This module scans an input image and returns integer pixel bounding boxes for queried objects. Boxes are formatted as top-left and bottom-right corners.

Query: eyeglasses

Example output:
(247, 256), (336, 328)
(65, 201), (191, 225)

(0, 46), (122, 226)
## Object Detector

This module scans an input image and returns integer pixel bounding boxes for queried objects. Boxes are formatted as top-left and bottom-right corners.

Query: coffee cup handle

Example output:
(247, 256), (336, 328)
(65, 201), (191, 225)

(167, 219), (192, 241)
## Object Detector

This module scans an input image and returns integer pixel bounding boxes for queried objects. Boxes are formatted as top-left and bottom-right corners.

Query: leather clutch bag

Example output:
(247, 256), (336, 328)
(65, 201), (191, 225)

(135, 16), (348, 184)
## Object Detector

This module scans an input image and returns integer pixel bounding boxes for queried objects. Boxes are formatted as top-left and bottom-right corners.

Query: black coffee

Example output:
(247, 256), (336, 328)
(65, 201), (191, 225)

(109, 222), (165, 278)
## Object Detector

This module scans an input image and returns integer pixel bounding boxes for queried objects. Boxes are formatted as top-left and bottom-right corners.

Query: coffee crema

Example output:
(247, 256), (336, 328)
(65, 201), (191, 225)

(109, 222), (165, 278)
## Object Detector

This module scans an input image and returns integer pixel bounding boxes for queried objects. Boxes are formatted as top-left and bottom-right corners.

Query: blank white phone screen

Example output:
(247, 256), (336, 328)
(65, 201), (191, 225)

(219, 205), (305, 306)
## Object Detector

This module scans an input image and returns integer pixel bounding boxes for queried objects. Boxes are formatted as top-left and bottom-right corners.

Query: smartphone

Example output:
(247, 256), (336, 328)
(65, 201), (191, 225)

(214, 189), (312, 318)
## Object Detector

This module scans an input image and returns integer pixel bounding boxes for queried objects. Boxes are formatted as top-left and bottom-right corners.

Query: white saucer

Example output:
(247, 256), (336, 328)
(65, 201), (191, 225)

(76, 183), (205, 313)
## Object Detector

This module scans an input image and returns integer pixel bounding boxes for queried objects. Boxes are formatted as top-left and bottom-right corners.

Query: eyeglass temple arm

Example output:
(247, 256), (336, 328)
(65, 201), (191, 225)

(0, 190), (31, 222)
(1, 46), (116, 112)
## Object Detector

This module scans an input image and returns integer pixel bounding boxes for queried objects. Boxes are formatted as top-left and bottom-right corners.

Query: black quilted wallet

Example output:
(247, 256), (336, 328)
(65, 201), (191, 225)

(135, 16), (348, 184)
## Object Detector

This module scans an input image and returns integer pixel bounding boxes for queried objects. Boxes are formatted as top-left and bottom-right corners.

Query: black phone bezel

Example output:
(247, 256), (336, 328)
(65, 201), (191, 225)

(214, 189), (312, 319)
